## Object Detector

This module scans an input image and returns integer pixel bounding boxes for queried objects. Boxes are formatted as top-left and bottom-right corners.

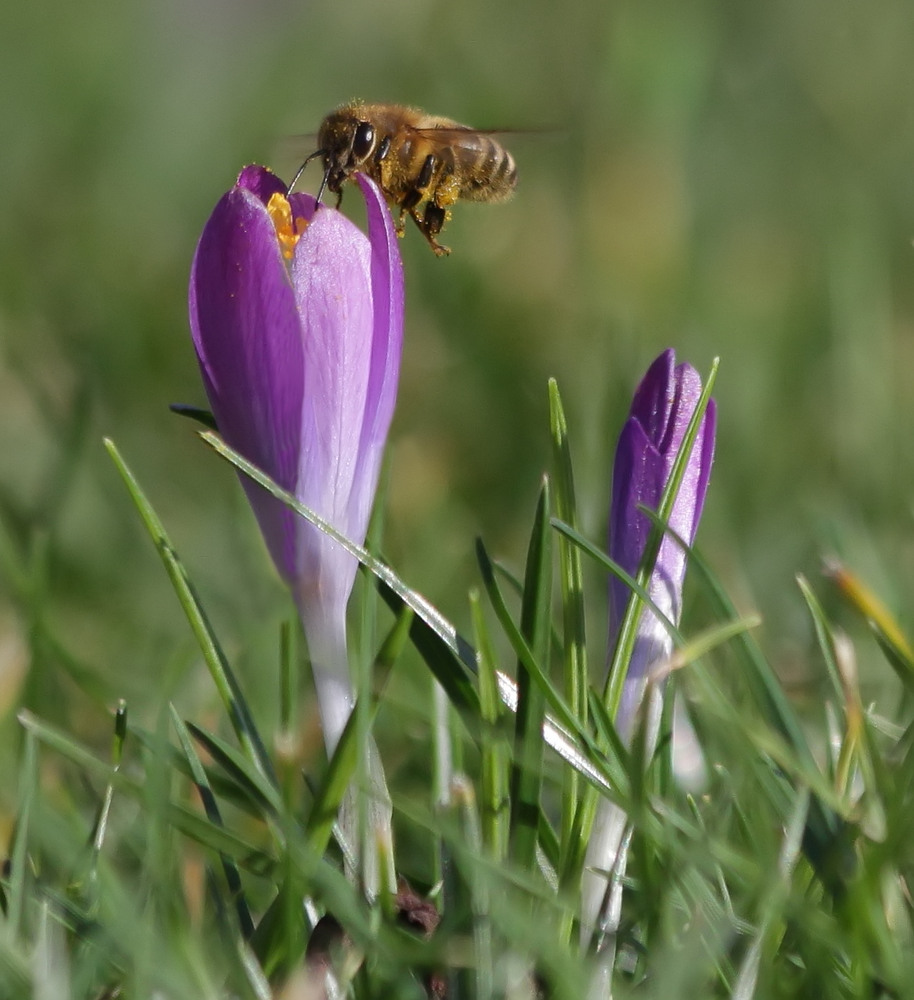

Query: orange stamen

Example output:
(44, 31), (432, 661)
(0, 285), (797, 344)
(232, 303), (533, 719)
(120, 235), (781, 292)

(266, 192), (308, 259)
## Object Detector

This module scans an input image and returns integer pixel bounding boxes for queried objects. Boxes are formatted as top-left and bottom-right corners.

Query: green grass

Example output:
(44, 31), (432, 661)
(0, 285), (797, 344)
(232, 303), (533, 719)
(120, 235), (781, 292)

(4, 395), (914, 997)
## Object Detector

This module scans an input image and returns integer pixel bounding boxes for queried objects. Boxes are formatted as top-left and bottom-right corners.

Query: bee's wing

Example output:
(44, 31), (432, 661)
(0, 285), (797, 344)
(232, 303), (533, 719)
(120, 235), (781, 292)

(403, 125), (556, 160)
(405, 125), (526, 141)
(274, 132), (319, 160)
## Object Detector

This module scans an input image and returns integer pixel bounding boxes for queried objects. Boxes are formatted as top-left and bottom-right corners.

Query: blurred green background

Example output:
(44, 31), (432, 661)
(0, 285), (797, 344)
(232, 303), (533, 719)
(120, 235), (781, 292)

(2, 0), (913, 763)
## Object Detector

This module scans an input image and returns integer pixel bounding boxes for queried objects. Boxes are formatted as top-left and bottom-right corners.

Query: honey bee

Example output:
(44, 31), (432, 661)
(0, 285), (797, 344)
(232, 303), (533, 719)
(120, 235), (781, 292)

(289, 102), (518, 256)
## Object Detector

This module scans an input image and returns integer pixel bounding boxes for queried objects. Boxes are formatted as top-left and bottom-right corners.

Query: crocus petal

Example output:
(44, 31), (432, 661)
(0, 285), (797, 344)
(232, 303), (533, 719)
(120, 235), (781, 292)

(189, 169), (306, 581)
(609, 417), (667, 633)
(236, 164), (289, 206)
(291, 206), (375, 611)
(609, 349), (716, 639)
(351, 174), (404, 538)
(286, 176), (403, 613)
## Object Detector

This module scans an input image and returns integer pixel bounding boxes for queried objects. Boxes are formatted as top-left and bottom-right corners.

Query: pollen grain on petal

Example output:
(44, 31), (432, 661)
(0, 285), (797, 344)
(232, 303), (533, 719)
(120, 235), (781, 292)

(266, 191), (309, 259)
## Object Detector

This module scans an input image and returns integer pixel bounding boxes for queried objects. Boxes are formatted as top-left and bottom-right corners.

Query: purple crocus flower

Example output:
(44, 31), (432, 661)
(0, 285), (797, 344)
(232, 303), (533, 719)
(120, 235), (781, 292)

(583, 348), (715, 948)
(609, 348), (716, 741)
(189, 165), (403, 757)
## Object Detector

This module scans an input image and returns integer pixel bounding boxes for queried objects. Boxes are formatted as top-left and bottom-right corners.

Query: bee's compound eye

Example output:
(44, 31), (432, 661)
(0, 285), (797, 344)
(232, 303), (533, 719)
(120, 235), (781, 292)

(352, 122), (375, 160)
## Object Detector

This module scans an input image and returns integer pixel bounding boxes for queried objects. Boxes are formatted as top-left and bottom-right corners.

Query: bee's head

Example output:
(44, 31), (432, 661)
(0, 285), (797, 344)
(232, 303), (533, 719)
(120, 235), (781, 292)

(318, 109), (377, 193)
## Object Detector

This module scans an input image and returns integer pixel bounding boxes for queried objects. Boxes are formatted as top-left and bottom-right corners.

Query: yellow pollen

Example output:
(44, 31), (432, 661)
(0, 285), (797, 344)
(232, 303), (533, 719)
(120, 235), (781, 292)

(266, 192), (308, 259)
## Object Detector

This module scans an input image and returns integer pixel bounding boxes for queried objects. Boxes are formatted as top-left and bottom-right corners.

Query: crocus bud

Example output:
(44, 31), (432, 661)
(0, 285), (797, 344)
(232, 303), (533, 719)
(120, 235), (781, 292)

(583, 349), (716, 944)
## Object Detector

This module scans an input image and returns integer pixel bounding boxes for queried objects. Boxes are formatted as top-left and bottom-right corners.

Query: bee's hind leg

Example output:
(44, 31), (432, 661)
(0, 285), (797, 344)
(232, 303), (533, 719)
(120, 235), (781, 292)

(417, 169), (459, 256)
(414, 202), (450, 257)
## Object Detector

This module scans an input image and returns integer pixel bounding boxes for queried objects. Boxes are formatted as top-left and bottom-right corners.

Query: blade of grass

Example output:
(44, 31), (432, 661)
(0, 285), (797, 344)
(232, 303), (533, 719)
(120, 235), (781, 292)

(550, 520), (677, 645)
(507, 480), (553, 871)
(129, 725), (275, 820)
(471, 590), (510, 863)
(478, 542), (626, 802)
(6, 729), (37, 942)
(186, 723), (284, 819)
(171, 707), (254, 940)
(475, 536), (581, 751)
(278, 617), (297, 739)
(75, 700), (129, 921)
(796, 574), (845, 701)
(276, 617), (302, 815)
(89, 700), (127, 858)
(796, 583), (888, 842)
(303, 613), (408, 858)
(824, 558), (914, 689)
(104, 438), (275, 787)
(168, 403), (218, 430)
(452, 775), (494, 1000)
(548, 379), (589, 864)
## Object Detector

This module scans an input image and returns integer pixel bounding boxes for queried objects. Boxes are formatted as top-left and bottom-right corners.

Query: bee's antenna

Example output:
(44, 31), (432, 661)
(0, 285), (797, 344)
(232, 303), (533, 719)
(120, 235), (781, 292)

(287, 150), (325, 197)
